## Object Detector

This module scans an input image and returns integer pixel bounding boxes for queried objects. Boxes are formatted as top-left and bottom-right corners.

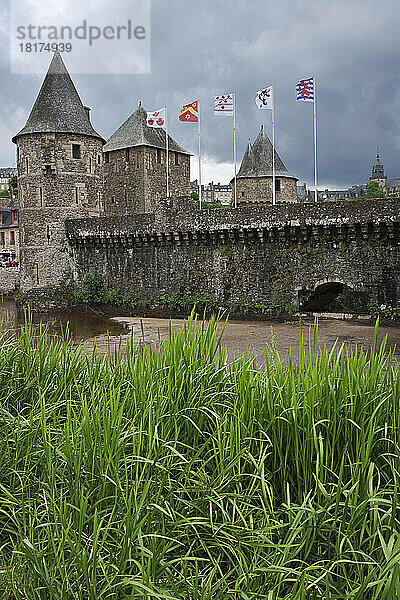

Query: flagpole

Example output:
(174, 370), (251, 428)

(313, 75), (318, 203)
(165, 106), (169, 199)
(198, 101), (202, 210)
(233, 91), (237, 208)
(272, 85), (276, 206)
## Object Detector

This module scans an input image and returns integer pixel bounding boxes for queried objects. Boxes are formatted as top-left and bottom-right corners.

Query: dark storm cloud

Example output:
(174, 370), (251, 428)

(1, 0), (400, 187)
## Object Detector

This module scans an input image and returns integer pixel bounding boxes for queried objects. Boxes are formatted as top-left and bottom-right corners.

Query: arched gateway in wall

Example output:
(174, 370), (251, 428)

(298, 280), (365, 312)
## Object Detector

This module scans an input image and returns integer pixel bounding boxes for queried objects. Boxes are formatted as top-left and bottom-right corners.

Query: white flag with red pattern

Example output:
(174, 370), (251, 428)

(146, 107), (166, 128)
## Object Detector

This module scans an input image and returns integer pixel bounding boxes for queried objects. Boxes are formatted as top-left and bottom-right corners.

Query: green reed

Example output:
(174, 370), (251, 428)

(0, 313), (399, 598)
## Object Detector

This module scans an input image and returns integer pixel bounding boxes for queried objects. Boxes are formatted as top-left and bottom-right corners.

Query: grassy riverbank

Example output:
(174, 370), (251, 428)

(0, 315), (399, 598)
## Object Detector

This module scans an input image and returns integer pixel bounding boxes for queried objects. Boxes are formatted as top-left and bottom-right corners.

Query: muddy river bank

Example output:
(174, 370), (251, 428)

(1, 301), (399, 366)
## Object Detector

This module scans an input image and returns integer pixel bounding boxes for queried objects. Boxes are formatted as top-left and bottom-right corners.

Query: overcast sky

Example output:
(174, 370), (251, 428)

(1, 0), (400, 188)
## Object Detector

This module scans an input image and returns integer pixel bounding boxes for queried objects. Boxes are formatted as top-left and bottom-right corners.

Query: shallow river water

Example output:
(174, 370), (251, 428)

(1, 301), (400, 367)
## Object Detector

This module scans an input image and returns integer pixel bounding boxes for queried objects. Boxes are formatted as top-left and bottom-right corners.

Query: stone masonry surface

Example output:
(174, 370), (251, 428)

(65, 198), (400, 310)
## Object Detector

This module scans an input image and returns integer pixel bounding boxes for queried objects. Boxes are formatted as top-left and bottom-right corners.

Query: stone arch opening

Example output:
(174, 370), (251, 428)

(299, 281), (365, 312)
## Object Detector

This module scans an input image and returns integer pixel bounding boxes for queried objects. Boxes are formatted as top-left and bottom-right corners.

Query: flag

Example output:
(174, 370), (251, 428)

(146, 107), (166, 127)
(255, 86), (273, 109)
(214, 93), (234, 116)
(179, 100), (199, 122)
(296, 77), (314, 102)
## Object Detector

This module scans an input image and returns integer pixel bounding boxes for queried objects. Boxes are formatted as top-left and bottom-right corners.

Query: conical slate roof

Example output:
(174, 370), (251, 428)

(237, 125), (297, 180)
(239, 139), (255, 174)
(12, 52), (104, 142)
(104, 104), (190, 154)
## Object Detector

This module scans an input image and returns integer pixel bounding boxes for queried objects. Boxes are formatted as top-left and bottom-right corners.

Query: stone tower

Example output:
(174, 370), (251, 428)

(12, 52), (105, 297)
(234, 125), (298, 204)
(370, 150), (387, 189)
(103, 102), (190, 215)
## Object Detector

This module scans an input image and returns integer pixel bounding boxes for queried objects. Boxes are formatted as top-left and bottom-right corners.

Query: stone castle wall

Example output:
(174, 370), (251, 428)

(104, 147), (190, 215)
(236, 176), (297, 204)
(65, 198), (400, 310)
(0, 268), (19, 294)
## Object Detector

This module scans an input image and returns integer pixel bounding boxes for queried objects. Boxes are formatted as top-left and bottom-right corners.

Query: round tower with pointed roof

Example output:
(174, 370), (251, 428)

(103, 102), (190, 215)
(234, 125), (298, 204)
(12, 52), (105, 296)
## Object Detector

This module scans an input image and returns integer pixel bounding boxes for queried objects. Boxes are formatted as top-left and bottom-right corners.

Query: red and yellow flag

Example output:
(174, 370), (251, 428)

(179, 100), (199, 122)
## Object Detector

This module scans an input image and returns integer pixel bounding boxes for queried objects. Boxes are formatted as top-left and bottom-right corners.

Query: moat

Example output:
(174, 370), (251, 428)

(2, 300), (400, 366)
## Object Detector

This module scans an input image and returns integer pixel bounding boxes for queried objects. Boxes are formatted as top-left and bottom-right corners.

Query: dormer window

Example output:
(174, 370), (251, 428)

(72, 144), (81, 159)
(11, 211), (18, 224)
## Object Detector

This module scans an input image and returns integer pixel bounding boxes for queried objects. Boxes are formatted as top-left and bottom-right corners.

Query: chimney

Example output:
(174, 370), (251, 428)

(84, 106), (91, 122)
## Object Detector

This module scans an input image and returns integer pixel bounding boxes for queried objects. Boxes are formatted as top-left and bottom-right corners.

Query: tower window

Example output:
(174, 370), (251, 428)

(72, 144), (81, 159)
(97, 154), (101, 165)
(38, 187), (43, 207)
(275, 179), (281, 192)
(125, 148), (130, 162)
(45, 165), (52, 177)
(105, 152), (109, 163)
(111, 196), (115, 204)
(157, 148), (162, 164)
(75, 188), (79, 205)
(26, 158), (29, 173)
(175, 152), (179, 166)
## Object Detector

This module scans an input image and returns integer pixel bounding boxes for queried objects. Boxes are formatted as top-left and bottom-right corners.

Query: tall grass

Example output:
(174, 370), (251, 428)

(0, 313), (399, 598)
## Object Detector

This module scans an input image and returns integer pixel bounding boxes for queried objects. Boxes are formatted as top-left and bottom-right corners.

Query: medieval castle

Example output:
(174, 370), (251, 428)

(10, 52), (400, 312)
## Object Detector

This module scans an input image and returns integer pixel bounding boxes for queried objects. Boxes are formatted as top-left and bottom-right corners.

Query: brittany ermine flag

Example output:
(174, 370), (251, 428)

(296, 77), (314, 102)
(214, 93), (234, 116)
(146, 107), (166, 128)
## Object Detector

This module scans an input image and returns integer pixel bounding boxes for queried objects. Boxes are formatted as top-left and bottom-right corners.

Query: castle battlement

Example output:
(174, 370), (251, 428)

(66, 197), (400, 248)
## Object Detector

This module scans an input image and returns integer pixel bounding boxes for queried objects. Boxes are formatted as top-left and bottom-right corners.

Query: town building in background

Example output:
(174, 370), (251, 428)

(190, 180), (232, 205)
(0, 198), (19, 266)
(0, 168), (17, 192)
(386, 178), (400, 195)
(301, 185), (367, 202)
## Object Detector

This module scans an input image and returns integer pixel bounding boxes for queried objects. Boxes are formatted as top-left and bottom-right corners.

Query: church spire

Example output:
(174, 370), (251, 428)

(371, 148), (386, 180)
